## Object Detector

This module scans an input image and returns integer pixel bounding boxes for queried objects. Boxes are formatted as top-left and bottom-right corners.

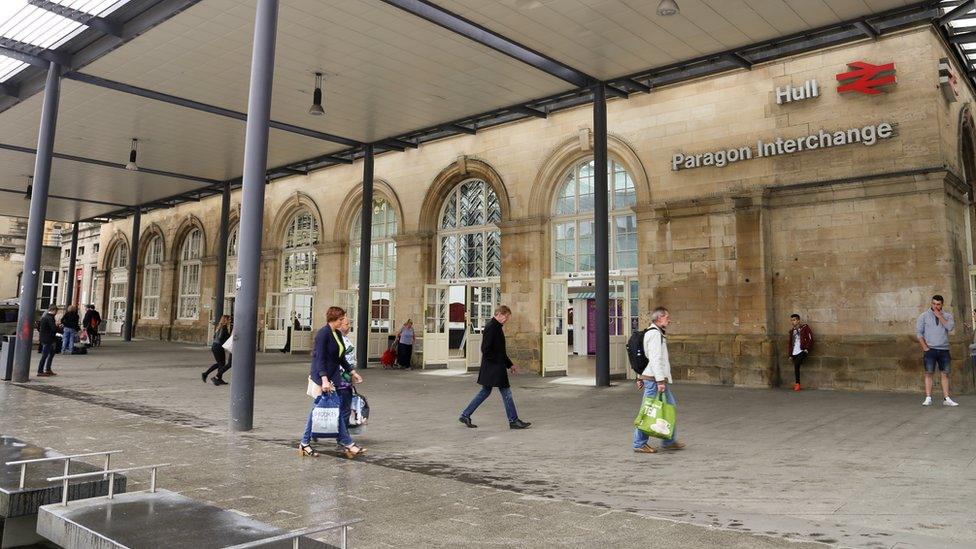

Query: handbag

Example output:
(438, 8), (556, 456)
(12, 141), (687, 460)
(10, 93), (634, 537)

(306, 376), (323, 398)
(222, 331), (234, 354)
(633, 392), (676, 439)
(311, 392), (342, 438)
(348, 387), (369, 429)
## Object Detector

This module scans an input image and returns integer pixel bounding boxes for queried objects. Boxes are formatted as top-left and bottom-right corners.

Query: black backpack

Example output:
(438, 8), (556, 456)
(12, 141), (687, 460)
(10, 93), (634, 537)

(626, 329), (649, 375)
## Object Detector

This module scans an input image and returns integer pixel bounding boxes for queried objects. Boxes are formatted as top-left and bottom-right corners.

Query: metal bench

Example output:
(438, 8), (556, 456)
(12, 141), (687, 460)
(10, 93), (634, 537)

(0, 435), (124, 547)
(38, 464), (360, 548)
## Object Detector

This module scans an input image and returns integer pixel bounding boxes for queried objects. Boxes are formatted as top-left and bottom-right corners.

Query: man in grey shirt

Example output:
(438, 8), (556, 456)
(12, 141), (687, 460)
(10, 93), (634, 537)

(916, 294), (959, 407)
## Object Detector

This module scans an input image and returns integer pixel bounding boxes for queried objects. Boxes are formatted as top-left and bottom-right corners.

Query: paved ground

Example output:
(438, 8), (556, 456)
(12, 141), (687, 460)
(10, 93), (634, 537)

(2, 337), (974, 548)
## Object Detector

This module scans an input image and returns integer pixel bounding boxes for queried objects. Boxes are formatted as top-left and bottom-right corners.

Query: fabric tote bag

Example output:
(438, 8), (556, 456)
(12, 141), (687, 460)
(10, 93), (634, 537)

(311, 392), (342, 438)
(633, 392), (676, 440)
(222, 330), (234, 354)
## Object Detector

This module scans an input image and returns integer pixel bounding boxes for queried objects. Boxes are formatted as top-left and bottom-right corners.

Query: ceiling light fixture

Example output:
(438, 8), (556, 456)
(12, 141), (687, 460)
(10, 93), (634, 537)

(309, 72), (325, 116)
(657, 0), (679, 16)
(125, 138), (139, 171)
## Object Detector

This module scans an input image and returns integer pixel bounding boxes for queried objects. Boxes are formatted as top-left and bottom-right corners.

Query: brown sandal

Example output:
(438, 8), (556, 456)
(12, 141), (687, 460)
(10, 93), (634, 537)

(634, 444), (656, 454)
(299, 443), (320, 457)
(341, 444), (367, 459)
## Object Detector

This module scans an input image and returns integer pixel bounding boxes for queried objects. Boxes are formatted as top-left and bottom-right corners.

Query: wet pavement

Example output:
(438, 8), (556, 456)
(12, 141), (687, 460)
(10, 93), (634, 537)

(2, 337), (974, 548)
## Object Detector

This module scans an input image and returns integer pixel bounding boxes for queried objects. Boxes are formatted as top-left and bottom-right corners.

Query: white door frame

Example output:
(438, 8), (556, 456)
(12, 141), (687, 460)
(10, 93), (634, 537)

(541, 279), (568, 377)
(423, 284), (450, 369)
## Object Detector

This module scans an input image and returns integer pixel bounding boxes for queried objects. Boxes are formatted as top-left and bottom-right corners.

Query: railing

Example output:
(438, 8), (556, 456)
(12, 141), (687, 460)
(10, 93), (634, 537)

(6, 450), (123, 490)
(223, 519), (363, 549)
(46, 463), (169, 505)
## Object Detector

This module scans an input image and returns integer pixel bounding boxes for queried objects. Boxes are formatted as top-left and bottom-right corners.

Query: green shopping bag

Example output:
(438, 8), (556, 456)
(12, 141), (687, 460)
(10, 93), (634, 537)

(633, 392), (676, 439)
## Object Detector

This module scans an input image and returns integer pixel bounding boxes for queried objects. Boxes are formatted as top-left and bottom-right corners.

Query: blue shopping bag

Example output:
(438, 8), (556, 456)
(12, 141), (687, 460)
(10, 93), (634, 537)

(311, 392), (342, 438)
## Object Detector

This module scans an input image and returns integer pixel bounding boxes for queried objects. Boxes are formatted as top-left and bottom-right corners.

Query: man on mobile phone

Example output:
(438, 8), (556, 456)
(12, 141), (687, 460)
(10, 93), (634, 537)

(916, 295), (959, 407)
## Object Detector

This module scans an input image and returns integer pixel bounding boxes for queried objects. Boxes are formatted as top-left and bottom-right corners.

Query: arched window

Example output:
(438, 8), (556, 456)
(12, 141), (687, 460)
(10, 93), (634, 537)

(349, 198), (397, 288)
(226, 224), (238, 295)
(437, 179), (501, 281)
(552, 160), (637, 274)
(282, 211), (318, 290)
(107, 243), (128, 330)
(141, 236), (163, 318)
(177, 229), (202, 319)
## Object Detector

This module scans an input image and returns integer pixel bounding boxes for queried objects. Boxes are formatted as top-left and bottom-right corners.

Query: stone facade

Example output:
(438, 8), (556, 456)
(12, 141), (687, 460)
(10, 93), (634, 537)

(95, 27), (976, 393)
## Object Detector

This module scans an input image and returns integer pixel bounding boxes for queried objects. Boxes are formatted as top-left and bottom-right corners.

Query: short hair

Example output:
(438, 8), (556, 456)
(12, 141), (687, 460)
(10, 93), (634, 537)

(47, 306), (58, 313)
(326, 306), (346, 323)
(494, 305), (512, 316)
(790, 313), (800, 320)
(650, 307), (669, 323)
(932, 295), (944, 303)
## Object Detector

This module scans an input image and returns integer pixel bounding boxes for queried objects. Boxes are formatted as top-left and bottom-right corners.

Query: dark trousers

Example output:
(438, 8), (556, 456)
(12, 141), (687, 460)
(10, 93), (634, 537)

(396, 343), (412, 368)
(204, 344), (232, 380)
(791, 351), (808, 384)
(38, 343), (55, 374)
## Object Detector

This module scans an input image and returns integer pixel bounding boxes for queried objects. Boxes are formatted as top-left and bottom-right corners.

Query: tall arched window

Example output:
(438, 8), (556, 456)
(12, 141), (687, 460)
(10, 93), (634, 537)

(107, 243), (128, 330)
(349, 198), (397, 288)
(141, 236), (163, 318)
(438, 179), (501, 281)
(282, 211), (318, 290)
(177, 228), (202, 319)
(552, 160), (637, 274)
(225, 224), (238, 295)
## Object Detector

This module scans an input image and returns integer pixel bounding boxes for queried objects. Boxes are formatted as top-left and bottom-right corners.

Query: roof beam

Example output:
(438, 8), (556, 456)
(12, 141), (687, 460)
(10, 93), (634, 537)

(510, 105), (547, 119)
(725, 52), (753, 70)
(0, 37), (70, 68)
(626, 79), (652, 93)
(27, 0), (124, 38)
(0, 82), (19, 99)
(853, 20), (879, 39)
(949, 30), (976, 44)
(605, 84), (629, 98)
(0, 187), (128, 208)
(64, 72), (363, 147)
(0, 142), (221, 185)
(379, 0), (597, 88)
(938, 0), (975, 25)
(443, 123), (477, 135)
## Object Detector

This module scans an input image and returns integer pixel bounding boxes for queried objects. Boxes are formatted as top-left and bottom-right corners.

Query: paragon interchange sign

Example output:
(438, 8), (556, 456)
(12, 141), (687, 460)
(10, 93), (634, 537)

(671, 122), (893, 171)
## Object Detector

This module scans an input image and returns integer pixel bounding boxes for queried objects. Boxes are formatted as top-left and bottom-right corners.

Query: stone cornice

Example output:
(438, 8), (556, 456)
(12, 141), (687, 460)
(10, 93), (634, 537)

(394, 231), (434, 247)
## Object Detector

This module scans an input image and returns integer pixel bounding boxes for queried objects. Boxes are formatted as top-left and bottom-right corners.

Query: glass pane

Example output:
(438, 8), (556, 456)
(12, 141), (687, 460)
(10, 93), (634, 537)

(578, 161), (595, 213)
(554, 222), (575, 273)
(579, 220), (595, 271)
(460, 180), (485, 227)
(441, 191), (457, 229)
(460, 232), (484, 278)
(440, 235), (457, 280)
(486, 230), (501, 277)
(614, 214), (638, 270)
(613, 163), (636, 209)
(555, 171), (576, 215)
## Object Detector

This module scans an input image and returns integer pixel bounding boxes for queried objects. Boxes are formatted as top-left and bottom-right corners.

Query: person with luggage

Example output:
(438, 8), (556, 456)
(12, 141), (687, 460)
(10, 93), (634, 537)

(394, 319), (414, 369)
(300, 306), (366, 459)
(632, 307), (685, 453)
(458, 305), (531, 430)
(82, 305), (101, 348)
(59, 305), (81, 355)
(202, 315), (233, 385)
(37, 306), (58, 377)
(787, 313), (813, 391)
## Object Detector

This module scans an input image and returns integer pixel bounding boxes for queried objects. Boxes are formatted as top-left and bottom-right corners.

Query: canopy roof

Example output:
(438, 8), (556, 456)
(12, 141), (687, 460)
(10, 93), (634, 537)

(0, 0), (953, 222)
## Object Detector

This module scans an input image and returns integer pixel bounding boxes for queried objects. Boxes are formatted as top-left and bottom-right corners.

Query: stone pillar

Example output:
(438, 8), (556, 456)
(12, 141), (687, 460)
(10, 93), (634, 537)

(730, 193), (775, 387)
(393, 231), (432, 364)
(499, 217), (546, 373)
(315, 241), (346, 321)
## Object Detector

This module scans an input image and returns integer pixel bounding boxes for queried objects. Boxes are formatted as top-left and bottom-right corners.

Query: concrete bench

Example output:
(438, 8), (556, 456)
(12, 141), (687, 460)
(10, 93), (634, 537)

(0, 435), (125, 547)
(37, 465), (360, 549)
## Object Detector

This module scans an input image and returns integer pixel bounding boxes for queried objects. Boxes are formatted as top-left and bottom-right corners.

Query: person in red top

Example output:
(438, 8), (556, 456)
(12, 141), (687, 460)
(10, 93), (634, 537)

(788, 314), (813, 391)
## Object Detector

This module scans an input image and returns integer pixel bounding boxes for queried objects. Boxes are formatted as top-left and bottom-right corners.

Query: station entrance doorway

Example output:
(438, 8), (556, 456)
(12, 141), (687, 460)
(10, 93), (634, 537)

(542, 276), (639, 379)
(262, 292), (314, 353)
(423, 282), (500, 371)
(334, 288), (395, 363)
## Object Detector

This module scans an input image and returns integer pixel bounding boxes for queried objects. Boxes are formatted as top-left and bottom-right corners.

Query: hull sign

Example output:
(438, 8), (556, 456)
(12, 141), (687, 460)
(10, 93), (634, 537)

(671, 122), (893, 171)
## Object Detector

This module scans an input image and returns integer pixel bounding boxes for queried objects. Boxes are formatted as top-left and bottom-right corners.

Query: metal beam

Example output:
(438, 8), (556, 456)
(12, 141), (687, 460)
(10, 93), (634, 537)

(510, 105), (547, 119)
(0, 188), (127, 207)
(0, 37), (70, 68)
(938, 0), (975, 25)
(605, 85), (629, 98)
(356, 144), (374, 369)
(27, 0), (124, 38)
(0, 82), (19, 99)
(853, 20), (880, 39)
(64, 72), (362, 147)
(627, 79), (652, 93)
(593, 83), (609, 388)
(949, 30), (976, 44)
(725, 51), (753, 70)
(380, 0), (597, 88)
(213, 182), (230, 326)
(65, 222), (79, 307)
(0, 142), (221, 185)
(443, 123), (476, 135)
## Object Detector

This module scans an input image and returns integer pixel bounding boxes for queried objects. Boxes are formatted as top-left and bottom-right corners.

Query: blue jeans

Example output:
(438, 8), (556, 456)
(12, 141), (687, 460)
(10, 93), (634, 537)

(37, 343), (55, 374)
(301, 389), (354, 447)
(633, 382), (677, 449)
(461, 385), (518, 423)
(923, 348), (951, 373)
(61, 328), (76, 354)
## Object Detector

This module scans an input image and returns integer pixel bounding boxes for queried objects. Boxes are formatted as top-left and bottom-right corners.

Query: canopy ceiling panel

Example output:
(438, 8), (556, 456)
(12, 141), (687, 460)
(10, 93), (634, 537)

(436, 0), (918, 80)
(0, 80), (339, 183)
(80, 0), (572, 143)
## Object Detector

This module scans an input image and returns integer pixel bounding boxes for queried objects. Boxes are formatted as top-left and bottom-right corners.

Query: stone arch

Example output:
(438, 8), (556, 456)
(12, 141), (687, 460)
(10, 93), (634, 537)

(100, 231), (130, 271)
(171, 215), (207, 261)
(138, 223), (166, 267)
(270, 191), (325, 248)
(332, 179), (405, 242)
(417, 156), (512, 234)
(528, 132), (650, 220)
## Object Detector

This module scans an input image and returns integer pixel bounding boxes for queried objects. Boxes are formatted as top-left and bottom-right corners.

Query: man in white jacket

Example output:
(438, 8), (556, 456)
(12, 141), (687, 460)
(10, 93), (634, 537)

(633, 307), (685, 453)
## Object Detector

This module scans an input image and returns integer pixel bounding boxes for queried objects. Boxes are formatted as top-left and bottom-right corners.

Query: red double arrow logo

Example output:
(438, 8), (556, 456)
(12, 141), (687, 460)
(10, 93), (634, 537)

(836, 61), (896, 95)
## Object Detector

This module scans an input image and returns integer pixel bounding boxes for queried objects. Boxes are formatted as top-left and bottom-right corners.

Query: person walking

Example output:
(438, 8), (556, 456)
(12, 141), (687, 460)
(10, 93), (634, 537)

(458, 305), (531, 429)
(60, 305), (80, 355)
(916, 294), (959, 407)
(394, 319), (415, 369)
(202, 315), (232, 385)
(82, 304), (101, 348)
(787, 313), (813, 391)
(299, 306), (366, 459)
(37, 306), (58, 377)
(633, 307), (685, 453)
(338, 315), (364, 384)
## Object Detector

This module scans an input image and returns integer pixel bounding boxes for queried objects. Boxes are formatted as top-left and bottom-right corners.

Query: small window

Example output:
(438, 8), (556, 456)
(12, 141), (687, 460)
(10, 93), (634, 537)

(63, 249), (69, 257)
(93, 243), (100, 253)
(78, 246), (85, 256)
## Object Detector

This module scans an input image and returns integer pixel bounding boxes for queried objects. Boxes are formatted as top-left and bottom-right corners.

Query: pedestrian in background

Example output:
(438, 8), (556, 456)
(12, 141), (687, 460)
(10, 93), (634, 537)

(202, 315), (232, 385)
(395, 319), (415, 369)
(37, 306), (58, 377)
(916, 294), (959, 407)
(788, 313), (813, 391)
(60, 305), (80, 355)
(633, 306), (685, 453)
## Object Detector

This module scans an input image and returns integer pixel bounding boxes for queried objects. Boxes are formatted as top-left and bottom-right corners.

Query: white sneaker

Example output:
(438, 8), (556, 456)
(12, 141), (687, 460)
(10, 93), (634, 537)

(922, 396), (933, 406)
(944, 397), (959, 407)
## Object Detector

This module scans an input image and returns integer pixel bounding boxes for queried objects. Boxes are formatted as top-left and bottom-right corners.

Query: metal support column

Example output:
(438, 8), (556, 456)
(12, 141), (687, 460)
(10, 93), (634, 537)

(64, 222), (79, 307)
(593, 84), (610, 387)
(12, 62), (61, 383)
(213, 182), (231, 325)
(231, 0), (279, 432)
(122, 209), (140, 341)
(355, 144), (374, 368)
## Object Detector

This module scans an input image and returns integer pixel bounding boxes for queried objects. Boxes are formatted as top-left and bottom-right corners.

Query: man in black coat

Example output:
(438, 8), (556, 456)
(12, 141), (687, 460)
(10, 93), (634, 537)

(37, 306), (58, 377)
(459, 305), (531, 429)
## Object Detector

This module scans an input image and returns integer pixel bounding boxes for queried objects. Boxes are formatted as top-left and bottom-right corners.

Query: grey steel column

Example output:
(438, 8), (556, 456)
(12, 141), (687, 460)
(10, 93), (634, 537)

(213, 182), (231, 325)
(64, 222), (79, 307)
(231, 0), (279, 432)
(123, 209), (140, 341)
(13, 62), (61, 383)
(355, 144), (374, 368)
(593, 83), (610, 387)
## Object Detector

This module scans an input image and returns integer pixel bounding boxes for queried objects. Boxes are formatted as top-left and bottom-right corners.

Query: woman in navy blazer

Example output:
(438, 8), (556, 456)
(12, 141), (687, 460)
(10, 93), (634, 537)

(300, 306), (365, 458)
